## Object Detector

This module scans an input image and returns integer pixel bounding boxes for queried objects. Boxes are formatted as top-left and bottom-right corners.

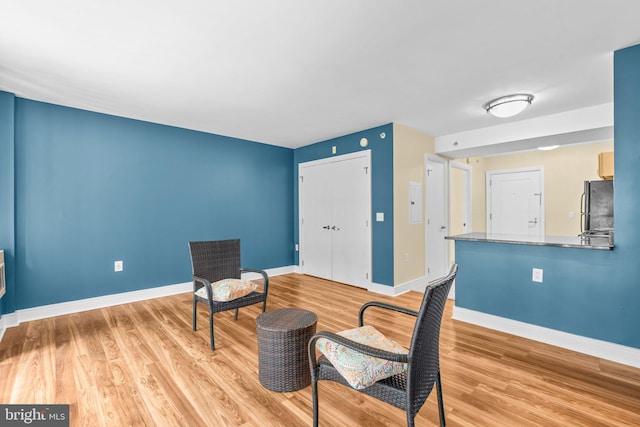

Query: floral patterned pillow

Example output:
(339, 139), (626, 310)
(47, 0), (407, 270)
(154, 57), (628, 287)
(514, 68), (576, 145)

(194, 278), (257, 302)
(316, 325), (408, 390)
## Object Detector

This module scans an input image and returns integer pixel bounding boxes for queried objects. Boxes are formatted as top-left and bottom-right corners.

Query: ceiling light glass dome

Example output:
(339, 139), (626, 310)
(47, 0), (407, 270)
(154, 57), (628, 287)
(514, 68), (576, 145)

(484, 94), (534, 118)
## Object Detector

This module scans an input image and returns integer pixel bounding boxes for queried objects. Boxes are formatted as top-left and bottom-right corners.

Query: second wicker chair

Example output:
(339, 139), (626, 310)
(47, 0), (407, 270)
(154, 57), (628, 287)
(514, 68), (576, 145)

(188, 239), (269, 350)
(308, 264), (457, 426)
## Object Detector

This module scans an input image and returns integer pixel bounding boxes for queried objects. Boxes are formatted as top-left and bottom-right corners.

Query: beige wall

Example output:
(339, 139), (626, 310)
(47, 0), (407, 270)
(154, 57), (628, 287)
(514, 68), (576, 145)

(392, 123), (436, 286)
(458, 141), (614, 236)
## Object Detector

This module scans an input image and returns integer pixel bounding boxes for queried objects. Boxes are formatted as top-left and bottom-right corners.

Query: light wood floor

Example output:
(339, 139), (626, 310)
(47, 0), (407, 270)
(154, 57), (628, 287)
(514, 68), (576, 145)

(1, 273), (639, 426)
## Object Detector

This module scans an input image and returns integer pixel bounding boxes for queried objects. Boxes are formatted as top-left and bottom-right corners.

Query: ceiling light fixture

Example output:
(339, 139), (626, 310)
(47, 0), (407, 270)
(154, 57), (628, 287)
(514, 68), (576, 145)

(484, 94), (534, 118)
(537, 145), (559, 151)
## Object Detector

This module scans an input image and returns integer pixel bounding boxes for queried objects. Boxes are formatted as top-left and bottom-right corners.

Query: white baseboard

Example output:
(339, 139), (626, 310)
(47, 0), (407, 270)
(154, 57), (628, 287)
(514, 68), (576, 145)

(16, 282), (193, 324)
(292, 266), (415, 296)
(242, 265), (294, 280)
(0, 265), (295, 339)
(397, 276), (456, 300)
(2, 312), (18, 328)
(369, 276), (425, 296)
(0, 312), (17, 342)
(453, 306), (640, 369)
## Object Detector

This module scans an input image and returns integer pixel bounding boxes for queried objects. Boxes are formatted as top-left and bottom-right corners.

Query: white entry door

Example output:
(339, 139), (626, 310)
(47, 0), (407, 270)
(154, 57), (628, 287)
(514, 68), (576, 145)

(487, 168), (544, 239)
(299, 152), (371, 288)
(425, 156), (449, 285)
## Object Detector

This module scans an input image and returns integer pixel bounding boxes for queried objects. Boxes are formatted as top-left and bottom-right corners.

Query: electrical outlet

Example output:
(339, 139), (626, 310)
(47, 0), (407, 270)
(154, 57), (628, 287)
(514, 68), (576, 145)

(404, 253), (409, 263)
(532, 268), (543, 283)
(114, 260), (123, 272)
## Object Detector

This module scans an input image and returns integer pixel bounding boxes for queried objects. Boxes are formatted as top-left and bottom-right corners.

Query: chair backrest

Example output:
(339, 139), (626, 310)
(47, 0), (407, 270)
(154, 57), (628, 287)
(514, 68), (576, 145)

(406, 264), (458, 415)
(188, 239), (242, 283)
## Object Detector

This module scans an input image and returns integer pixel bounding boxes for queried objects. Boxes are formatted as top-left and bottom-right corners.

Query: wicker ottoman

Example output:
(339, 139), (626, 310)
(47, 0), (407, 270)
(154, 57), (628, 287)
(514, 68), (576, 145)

(256, 308), (318, 392)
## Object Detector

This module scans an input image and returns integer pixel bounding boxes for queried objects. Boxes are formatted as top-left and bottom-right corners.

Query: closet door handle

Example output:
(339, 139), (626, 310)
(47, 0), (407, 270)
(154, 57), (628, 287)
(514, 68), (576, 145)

(322, 225), (331, 229)
(331, 226), (340, 231)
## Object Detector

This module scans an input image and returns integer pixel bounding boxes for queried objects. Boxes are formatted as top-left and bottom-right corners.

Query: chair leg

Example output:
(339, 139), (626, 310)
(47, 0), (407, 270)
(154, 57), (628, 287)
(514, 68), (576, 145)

(262, 298), (267, 312)
(209, 310), (215, 350)
(436, 370), (446, 427)
(192, 298), (198, 331)
(234, 308), (239, 320)
(312, 377), (319, 427)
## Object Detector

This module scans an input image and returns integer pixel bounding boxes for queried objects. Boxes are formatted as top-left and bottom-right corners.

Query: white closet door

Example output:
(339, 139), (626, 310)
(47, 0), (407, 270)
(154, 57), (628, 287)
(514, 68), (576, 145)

(299, 151), (371, 289)
(331, 156), (371, 288)
(300, 162), (333, 280)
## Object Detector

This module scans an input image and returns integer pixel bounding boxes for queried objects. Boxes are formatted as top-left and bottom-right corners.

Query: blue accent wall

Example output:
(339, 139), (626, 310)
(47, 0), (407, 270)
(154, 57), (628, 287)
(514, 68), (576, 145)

(0, 91), (16, 316)
(3, 97), (293, 310)
(293, 124), (394, 286)
(455, 44), (640, 349)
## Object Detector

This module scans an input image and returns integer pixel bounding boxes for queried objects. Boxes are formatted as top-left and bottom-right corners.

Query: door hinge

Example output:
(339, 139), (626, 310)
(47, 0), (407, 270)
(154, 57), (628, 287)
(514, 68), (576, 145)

(366, 272), (369, 280)
(489, 213), (492, 220)
(365, 219), (369, 227)
(300, 175), (304, 182)
(364, 166), (368, 174)
(534, 192), (542, 206)
(301, 260), (304, 266)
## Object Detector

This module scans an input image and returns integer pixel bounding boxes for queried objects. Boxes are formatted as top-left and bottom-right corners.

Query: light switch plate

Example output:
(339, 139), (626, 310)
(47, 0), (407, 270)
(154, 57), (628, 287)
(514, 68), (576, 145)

(114, 260), (123, 272)
(376, 212), (384, 222)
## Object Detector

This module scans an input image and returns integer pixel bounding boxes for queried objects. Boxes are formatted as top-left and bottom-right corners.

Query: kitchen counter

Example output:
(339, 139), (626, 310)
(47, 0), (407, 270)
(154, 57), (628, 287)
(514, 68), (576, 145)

(446, 232), (614, 250)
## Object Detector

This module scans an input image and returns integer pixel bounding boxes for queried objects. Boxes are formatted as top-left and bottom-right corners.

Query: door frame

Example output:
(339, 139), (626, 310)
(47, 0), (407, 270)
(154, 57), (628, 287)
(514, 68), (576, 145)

(486, 166), (545, 237)
(298, 150), (372, 288)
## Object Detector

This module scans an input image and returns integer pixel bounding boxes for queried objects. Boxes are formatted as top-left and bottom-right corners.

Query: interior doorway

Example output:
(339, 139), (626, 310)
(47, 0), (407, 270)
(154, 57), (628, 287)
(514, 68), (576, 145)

(449, 162), (472, 235)
(448, 161), (472, 299)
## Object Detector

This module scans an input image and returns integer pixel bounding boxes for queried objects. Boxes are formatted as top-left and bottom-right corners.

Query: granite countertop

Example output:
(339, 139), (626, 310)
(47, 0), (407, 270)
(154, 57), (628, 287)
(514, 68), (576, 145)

(445, 232), (614, 250)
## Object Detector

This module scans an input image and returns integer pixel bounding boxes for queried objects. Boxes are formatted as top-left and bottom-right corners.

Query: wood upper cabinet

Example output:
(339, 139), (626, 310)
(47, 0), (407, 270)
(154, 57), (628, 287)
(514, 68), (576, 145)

(598, 151), (614, 180)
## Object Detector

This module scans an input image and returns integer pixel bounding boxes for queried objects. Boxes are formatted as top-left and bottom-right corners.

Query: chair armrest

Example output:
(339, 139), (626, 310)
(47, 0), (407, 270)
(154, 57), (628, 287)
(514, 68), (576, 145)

(358, 301), (418, 327)
(308, 331), (409, 368)
(193, 275), (213, 300)
(240, 267), (269, 295)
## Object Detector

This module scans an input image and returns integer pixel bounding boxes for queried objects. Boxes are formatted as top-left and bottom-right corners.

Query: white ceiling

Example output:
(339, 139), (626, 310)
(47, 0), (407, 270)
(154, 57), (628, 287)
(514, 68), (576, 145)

(1, 1), (639, 149)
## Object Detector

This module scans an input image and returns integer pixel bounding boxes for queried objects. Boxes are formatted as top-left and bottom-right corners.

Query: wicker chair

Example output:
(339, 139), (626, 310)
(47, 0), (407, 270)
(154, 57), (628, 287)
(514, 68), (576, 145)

(188, 239), (269, 350)
(308, 264), (457, 427)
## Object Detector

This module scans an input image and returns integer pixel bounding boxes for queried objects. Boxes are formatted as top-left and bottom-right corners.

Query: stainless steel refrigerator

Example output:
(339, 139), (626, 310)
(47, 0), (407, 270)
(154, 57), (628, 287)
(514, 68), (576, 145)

(581, 180), (614, 236)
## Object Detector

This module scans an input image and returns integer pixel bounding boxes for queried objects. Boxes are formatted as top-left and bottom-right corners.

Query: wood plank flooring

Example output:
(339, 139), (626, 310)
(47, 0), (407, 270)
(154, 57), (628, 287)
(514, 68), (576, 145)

(1, 273), (639, 426)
